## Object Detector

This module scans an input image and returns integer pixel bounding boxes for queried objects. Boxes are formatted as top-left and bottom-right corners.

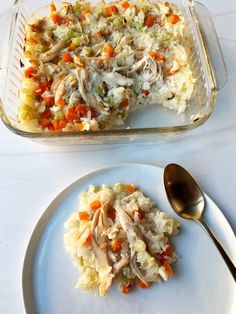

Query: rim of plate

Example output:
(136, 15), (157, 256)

(22, 163), (236, 314)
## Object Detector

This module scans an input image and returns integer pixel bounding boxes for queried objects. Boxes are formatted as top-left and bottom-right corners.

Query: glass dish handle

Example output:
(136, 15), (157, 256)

(193, 1), (228, 90)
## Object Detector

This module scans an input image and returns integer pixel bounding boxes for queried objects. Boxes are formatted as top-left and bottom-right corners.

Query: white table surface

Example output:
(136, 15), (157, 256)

(0, 1), (235, 313)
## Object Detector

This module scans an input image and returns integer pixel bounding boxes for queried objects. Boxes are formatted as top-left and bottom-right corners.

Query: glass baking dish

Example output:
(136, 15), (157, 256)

(0, 0), (227, 145)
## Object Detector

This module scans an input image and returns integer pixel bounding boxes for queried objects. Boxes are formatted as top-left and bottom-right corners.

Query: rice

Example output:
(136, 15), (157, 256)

(64, 183), (180, 296)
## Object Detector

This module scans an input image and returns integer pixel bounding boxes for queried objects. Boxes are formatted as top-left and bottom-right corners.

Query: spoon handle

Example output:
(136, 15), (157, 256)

(198, 219), (236, 281)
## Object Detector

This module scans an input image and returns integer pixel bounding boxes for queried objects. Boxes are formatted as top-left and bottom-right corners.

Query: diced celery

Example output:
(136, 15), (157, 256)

(93, 186), (100, 192)
(108, 96), (114, 105)
(72, 37), (82, 46)
(135, 23), (143, 30)
(73, 2), (82, 12)
(54, 111), (65, 120)
(35, 44), (47, 53)
(95, 85), (103, 95)
(63, 29), (75, 40)
(113, 17), (122, 28)
(143, 5), (149, 14)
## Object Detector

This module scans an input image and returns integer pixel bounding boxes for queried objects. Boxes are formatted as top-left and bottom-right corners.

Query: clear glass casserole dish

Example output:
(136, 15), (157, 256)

(0, 0), (227, 145)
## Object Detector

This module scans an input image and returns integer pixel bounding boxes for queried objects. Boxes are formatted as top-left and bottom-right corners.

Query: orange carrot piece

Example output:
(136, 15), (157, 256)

(125, 184), (136, 194)
(65, 108), (77, 121)
(58, 119), (68, 129)
(163, 244), (173, 256)
(121, 283), (132, 294)
(50, 3), (56, 12)
(84, 233), (93, 245)
(105, 5), (119, 17)
(24, 67), (35, 78)
(145, 15), (156, 27)
(163, 261), (173, 277)
(57, 98), (66, 108)
(90, 200), (101, 210)
(111, 239), (123, 253)
(104, 43), (115, 57)
(62, 53), (72, 63)
(121, 1), (130, 9)
(51, 12), (63, 24)
(120, 98), (129, 107)
(137, 278), (149, 289)
(168, 14), (180, 24)
(79, 211), (90, 220)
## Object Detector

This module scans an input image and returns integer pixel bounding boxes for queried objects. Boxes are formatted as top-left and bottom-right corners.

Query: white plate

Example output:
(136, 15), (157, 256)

(23, 164), (236, 314)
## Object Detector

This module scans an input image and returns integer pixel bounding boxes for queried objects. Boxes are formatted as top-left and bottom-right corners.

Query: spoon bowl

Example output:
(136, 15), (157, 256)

(164, 163), (236, 281)
(164, 163), (204, 221)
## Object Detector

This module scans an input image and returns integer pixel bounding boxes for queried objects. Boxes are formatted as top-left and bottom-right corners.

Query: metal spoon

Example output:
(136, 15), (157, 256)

(163, 163), (236, 281)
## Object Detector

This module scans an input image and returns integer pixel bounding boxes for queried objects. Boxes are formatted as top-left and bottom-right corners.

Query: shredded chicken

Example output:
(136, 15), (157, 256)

(40, 40), (68, 62)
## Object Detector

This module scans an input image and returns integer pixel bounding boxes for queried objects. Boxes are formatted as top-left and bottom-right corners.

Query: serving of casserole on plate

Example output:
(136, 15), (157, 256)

(0, 0), (227, 144)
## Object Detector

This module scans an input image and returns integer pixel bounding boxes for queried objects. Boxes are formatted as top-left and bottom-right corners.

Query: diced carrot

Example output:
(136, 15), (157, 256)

(39, 118), (52, 129)
(120, 98), (129, 107)
(137, 278), (149, 289)
(57, 98), (66, 108)
(124, 184), (136, 194)
(58, 119), (68, 129)
(121, 283), (132, 294)
(163, 244), (173, 256)
(105, 5), (119, 17)
(111, 239), (123, 253)
(75, 104), (86, 115)
(121, 1), (130, 9)
(104, 43), (115, 58)
(142, 89), (150, 96)
(51, 119), (59, 130)
(50, 3), (56, 12)
(163, 261), (173, 277)
(168, 14), (180, 25)
(107, 208), (116, 221)
(40, 108), (52, 119)
(145, 15), (156, 27)
(51, 12), (63, 24)
(69, 42), (77, 51)
(35, 80), (51, 97)
(84, 233), (93, 245)
(132, 210), (142, 221)
(62, 53), (72, 63)
(42, 94), (54, 107)
(24, 67), (35, 78)
(79, 211), (90, 220)
(149, 51), (165, 62)
(90, 200), (101, 210)
(28, 35), (38, 44)
(97, 31), (103, 37)
(65, 108), (77, 121)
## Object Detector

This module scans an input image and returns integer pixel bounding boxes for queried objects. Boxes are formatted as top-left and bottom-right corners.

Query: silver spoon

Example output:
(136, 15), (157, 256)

(163, 163), (236, 281)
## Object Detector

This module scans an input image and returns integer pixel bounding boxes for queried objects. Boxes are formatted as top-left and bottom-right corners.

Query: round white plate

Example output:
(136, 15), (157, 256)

(23, 164), (236, 314)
